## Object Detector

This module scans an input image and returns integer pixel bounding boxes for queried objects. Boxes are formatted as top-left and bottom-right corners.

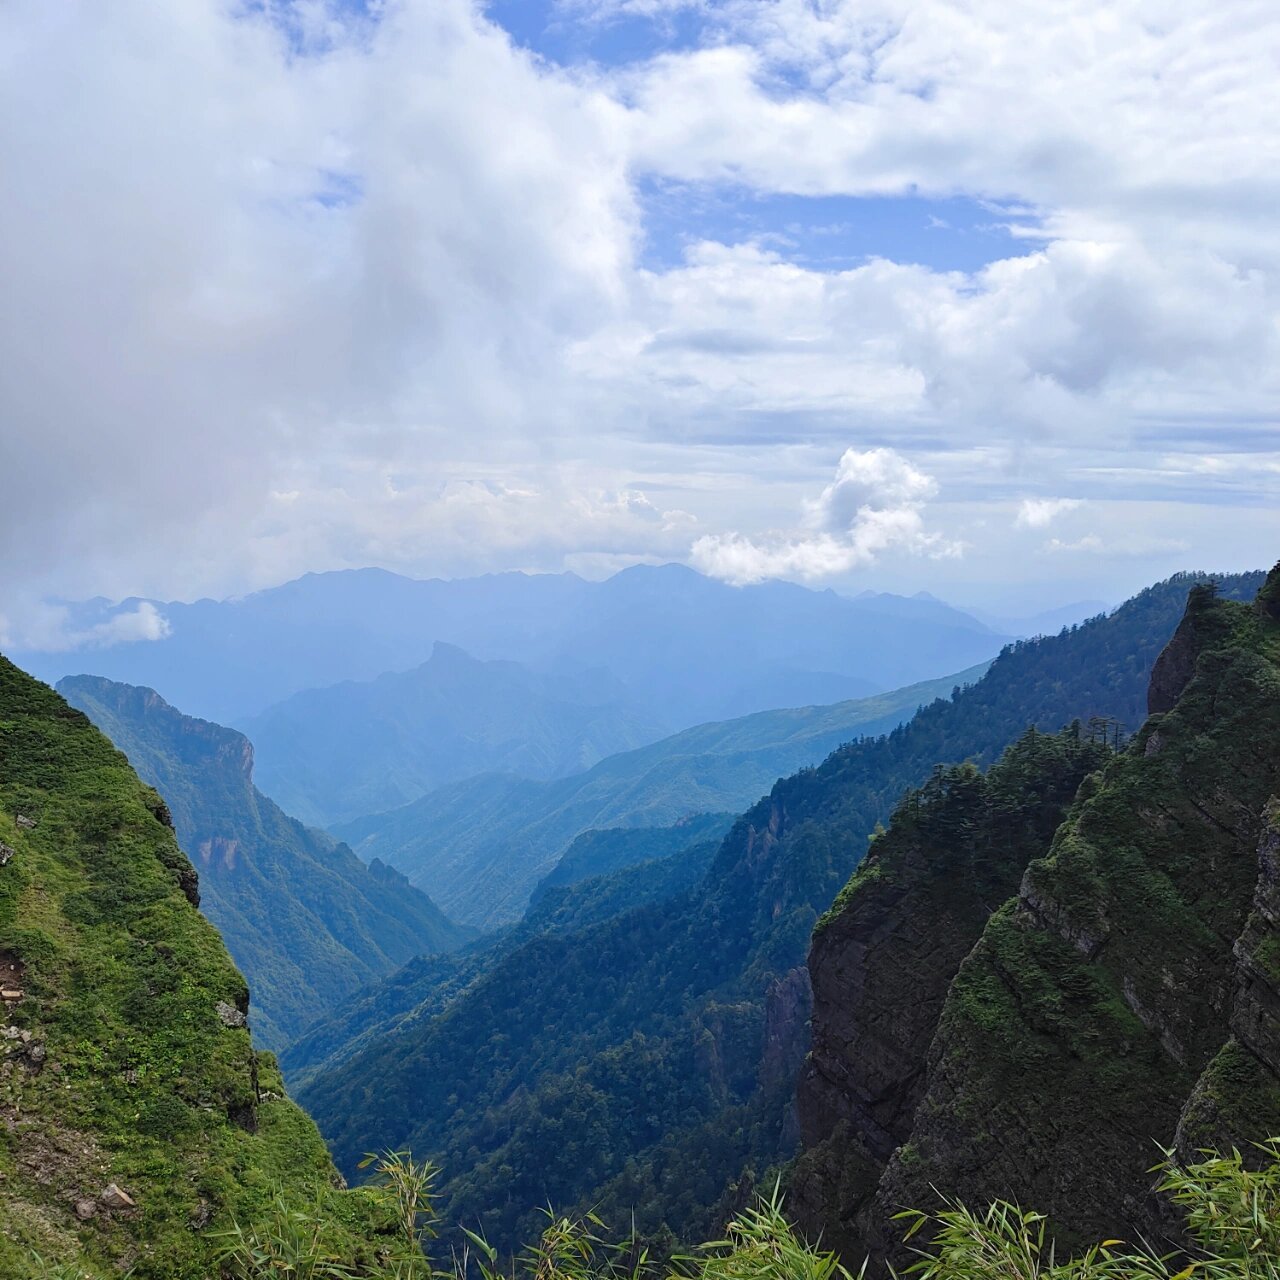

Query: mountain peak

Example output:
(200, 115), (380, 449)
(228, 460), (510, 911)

(58, 674), (255, 781)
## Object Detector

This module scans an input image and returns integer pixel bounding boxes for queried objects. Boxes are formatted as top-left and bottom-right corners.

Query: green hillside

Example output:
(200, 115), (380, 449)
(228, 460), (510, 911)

(57, 677), (472, 1049)
(335, 662), (991, 928)
(300, 571), (1261, 1255)
(0, 658), (405, 1278)
(283, 817), (730, 1090)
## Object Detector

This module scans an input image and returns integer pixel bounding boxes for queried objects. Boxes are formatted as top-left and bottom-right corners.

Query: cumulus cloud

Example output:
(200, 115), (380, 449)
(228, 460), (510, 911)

(691, 447), (961, 585)
(0, 602), (171, 653)
(0, 0), (1277, 617)
(1015, 498), (1083, 529)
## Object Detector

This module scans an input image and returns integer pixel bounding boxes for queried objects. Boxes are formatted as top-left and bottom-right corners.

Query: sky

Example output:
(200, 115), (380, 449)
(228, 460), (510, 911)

(2, 0), (1278, 648)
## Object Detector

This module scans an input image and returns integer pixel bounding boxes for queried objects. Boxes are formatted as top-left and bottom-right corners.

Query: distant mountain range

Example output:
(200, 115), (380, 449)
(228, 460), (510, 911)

(57, 675), (473, 1048)
(14, 564), (1009, 729)
(242, 642), (669, 827)
(333, 662), (991, 928)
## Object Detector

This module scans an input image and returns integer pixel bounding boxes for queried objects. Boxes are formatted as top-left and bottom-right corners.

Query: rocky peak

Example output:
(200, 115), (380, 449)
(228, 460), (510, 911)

(1147, 581), (1221, 714)
(57, 675), (256, 784)
(1256, 559), (1280, 623)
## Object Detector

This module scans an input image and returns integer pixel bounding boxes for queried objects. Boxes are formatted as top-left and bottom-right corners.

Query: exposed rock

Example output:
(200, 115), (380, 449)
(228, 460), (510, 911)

(215, 1000), (247, 1029)
(229, 1100), (258, 1133)
(14, 814), (36, 830)
(1146, 582), (1219, 714)
(795, 577), (1280, 1272)
(1176, 802), (1280, 1158)
(791, 732), (1109, 1261)
(100, 1182), (136, 1210)
(144, 792), (174, 829)
(25, 1043), (46, 1069)
(189, 1198), (212, 1229)
(1255, 560), (1280, 623)
(156, 841), (201, 909)
(75, 1197), (97, 1220)
(1233, 809), (1280, 1071)
(759, 967), (812, 1097)
(0, 842), (14, 866)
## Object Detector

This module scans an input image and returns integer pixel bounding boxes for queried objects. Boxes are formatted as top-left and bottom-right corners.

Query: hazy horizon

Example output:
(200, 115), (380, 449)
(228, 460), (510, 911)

(2, 2), (1277, 648)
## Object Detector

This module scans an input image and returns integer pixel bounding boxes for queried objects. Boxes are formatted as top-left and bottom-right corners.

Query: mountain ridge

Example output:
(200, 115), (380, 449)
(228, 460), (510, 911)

(298, 568), (1264, 1255)
(13, 564), (1008, 729)
(791, 566), (1280, 1267)
(333, 662), (991, 927)
(56, 675), (473, 1049)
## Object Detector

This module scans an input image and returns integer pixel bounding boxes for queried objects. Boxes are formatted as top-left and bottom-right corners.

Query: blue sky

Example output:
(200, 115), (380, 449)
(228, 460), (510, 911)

(485, 1), (1028, 274)
(1, 0), (1278, 648)
(486, 0), (707, 65)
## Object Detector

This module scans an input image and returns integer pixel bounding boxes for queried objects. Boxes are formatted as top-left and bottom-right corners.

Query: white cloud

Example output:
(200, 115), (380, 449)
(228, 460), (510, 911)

(0, 602), (171, 653)
(691, 447), (961, 585)
(805, 447), (937, 530)
(1015, 497), (1083, 529)
(0, 0), (1277, 617)
(1044, 533), (1190, 558)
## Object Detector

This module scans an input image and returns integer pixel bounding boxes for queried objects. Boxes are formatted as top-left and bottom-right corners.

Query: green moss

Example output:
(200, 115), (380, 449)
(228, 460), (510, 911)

(0, 657), (395, 1278)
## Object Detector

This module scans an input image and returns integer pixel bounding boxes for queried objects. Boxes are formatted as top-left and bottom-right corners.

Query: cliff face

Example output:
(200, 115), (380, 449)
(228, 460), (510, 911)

(0, 658), (397, 1279)
(795, 567), (1280, 1268)
(790, 729), (1112, 1255)
(1175, 800), (1280, 1157)
(57, 675), (472, 1049)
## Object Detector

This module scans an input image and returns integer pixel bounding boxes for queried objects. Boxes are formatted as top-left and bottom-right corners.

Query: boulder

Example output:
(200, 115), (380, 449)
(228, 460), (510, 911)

(215, 1000), (247, 1029)
(100, 1183), (135, 1210)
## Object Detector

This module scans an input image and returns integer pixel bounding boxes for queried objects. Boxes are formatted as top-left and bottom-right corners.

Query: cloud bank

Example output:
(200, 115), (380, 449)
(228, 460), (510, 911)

(0, 0), (1276, 618)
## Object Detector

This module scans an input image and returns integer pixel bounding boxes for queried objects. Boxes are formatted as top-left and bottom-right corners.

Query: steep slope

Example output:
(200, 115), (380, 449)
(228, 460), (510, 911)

(794, 567), (1280, 1267)
(336, 662), (990, 928)
(283, 818), (730, 1090)
(12, 564), (1005, 728)
(299, 570), (1260, 1254)
(242, 642), (668, 827)
(57, 676), (472, 1049)
(0, 658), (395, 1278)
(790, 731), (1111, 1246)
(530, 813), (735, 905)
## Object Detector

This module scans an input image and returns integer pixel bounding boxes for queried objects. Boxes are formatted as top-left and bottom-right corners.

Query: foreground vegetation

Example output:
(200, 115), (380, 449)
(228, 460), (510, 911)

(43, 1143), (1280, 1280)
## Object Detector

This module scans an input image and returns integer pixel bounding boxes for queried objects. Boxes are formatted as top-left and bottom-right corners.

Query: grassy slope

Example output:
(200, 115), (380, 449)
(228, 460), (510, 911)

(58, 676), (473, 1050)
(0, 658), (398, 1278)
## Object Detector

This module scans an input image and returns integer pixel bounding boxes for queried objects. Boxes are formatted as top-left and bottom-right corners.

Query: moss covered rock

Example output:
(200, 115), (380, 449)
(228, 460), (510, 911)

(0, 657), (395, 1278)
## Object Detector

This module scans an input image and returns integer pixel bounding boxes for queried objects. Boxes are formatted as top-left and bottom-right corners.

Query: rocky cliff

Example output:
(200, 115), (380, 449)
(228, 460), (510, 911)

(790, 728), (1112, 1253)
(794, 566), (1280, 1268)
(58, 675), (472, 1049)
